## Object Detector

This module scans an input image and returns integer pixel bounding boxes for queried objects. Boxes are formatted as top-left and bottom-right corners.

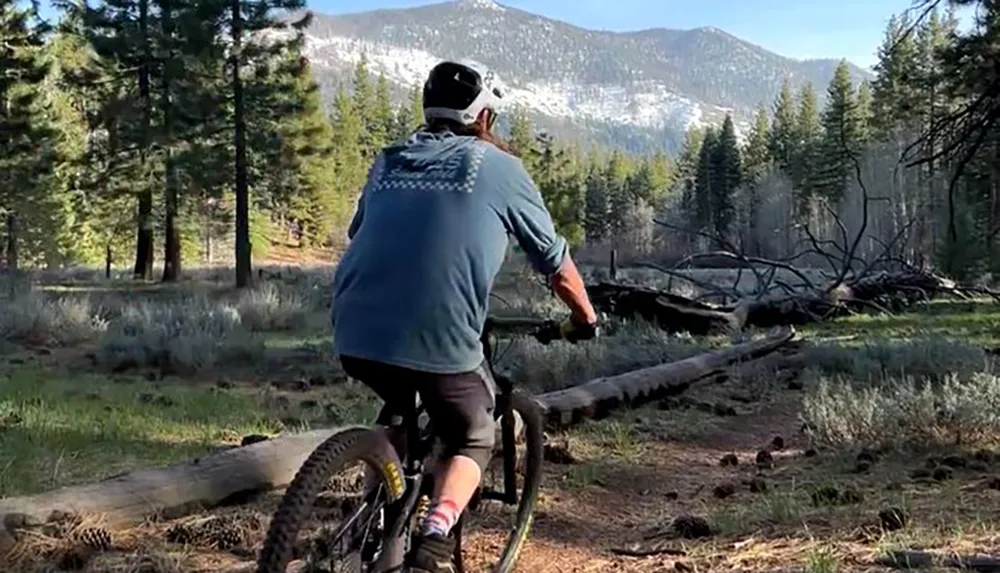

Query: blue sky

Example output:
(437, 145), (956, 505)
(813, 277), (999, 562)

(323, 0), (969, 69)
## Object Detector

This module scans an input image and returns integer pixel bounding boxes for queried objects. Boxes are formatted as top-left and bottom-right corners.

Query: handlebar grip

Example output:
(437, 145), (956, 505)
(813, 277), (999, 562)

(532, 321), (563, 345)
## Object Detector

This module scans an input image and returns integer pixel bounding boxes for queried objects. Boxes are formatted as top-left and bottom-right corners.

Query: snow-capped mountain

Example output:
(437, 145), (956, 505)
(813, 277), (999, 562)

(302, 0), (871, 153)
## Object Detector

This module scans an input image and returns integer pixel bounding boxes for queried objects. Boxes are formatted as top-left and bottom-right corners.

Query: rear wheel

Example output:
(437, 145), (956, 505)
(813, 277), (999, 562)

(257, 428), (406, 573)
(466, 391), (544, 573)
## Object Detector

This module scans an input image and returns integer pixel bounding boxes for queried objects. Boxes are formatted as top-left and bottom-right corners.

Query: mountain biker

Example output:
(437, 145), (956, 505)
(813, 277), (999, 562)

(331, 59), (599, 573)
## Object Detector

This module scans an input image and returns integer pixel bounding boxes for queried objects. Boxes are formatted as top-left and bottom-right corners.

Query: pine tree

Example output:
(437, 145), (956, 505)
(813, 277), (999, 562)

(769, 77), (796, 173)
(605, 150), (630, 237)
(372, 74), (394, 147)
(871, 12), (922, 137)
(815, 61), (862, 201)
(677, 127), (704, 229)
(393, 84), (423, 140)
(331, 86), (366, 246)
(791, 81), (822, 197)
(741, 106), (771, 254)
(710, 115), (741, 241)
(743, 105), (771, 183)
(218, 0), (311, 286)
(694, 127), (718, 234)
(584, 165), (610, 243)
(351, 54), (377, 157)
(0, 1), (52, 269)
(507, 107), (535, 161)
(78, 0), (159, 278)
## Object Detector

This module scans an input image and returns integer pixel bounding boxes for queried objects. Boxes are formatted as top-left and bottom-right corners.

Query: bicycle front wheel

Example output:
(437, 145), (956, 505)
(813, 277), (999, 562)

(257, 427), (406, 573)
(468, 391), (544, 573)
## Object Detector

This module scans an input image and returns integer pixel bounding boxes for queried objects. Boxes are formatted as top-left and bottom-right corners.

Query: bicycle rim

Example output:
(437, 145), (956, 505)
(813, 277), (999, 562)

(256, 427), (406, 573)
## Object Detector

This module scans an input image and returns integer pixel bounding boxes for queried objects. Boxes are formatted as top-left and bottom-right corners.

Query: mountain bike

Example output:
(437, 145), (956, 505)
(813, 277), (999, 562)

(257, 315), (571, 573)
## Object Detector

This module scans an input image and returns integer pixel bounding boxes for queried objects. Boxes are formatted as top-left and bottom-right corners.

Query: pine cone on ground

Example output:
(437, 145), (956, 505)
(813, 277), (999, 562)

(76, 526), (113, 551)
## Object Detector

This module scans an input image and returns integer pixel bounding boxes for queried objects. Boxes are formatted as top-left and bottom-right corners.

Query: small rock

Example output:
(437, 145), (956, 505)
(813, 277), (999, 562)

(658, 397), (682, 411)
(932, 466), (954, 481)
(294, 379), (311, 392)
(719, 453), (739, 467)
(216, 379), (234, 390)
(671, 515), (713, 539)
(755, 450), (774, 469)
(771, 436), (785, 451)
(942, 454), (967, 468)
(879, 507), (907, 531)
(974, 449), (994, 464)
(712, 403), (737, 417)
(749, 478), (768, 494)
(970, 461), (990, 473)
(241, 434), (270, 447)
(804, 448), (818, 458)
(675, 562), (695, 572)
(665, 491), (679, 501)
(712, 483), (737, 499)
(853, 460), (872, 474)
(308, 374), (328, 387)
(543, 442), (578, 465)
(857, 449), (877, 464)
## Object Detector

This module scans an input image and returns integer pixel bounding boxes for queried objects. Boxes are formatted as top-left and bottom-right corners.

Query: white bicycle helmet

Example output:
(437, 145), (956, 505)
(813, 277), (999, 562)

(422, 59), (505, 126)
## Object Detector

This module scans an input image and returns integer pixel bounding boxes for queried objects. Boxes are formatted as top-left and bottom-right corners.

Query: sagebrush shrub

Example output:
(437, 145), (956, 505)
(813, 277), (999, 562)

(98, 297), (261, 371)
(0, 288), (105, 346)
(236, 282), (310, 332)
(803, 371), (1000, 449)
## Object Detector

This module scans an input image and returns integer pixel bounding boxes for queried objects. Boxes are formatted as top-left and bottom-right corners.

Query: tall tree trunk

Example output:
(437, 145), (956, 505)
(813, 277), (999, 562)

(133, 0), (154, 280)
(161, 0), (180, 282)
(5, 214), (17, 271)
(232, 0), (251, 288)
(105, 244), (112, 279)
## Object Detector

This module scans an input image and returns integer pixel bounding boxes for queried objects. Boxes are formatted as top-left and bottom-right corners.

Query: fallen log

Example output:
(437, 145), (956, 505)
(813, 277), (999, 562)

(0, 426), (353, 531)
(877, 550), (1000, 571)
(0, 329), (796, 544)
(587, 270), (962, 334)
(533, 326), (796, 427)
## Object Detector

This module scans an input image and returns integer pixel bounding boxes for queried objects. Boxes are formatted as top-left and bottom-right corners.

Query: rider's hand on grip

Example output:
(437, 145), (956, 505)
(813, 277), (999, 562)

(559, 315), (599, 343)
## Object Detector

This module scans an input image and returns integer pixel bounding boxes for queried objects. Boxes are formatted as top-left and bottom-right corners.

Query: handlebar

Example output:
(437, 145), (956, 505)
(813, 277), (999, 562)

(482, 315), (596, 346)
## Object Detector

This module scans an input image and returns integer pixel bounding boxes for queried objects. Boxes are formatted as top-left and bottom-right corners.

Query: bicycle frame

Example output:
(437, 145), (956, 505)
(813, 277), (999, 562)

(346, 319), (528, 573)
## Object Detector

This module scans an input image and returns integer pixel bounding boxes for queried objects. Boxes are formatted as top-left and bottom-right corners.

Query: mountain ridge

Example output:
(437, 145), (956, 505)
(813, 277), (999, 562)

(301, 0), (872, 152)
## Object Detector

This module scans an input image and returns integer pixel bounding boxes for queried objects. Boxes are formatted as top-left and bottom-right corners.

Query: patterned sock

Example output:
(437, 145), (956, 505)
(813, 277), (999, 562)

(420, 499), (461, 537)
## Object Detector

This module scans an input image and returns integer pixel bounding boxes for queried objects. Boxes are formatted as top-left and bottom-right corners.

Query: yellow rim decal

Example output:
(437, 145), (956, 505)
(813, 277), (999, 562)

(382, 460), (405, 500)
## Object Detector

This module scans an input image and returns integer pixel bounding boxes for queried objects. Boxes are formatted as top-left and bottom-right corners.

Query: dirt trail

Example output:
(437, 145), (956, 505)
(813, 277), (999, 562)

(461, 402), (807, 572)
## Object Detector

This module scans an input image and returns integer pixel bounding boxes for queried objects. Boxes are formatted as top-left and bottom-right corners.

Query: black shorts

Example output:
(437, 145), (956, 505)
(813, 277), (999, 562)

(339, 355), (498, 472)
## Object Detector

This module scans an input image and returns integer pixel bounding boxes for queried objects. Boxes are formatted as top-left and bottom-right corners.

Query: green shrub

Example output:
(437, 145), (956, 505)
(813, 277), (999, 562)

(98, 298), (262, 371)
(803, 371), (1000, 449)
